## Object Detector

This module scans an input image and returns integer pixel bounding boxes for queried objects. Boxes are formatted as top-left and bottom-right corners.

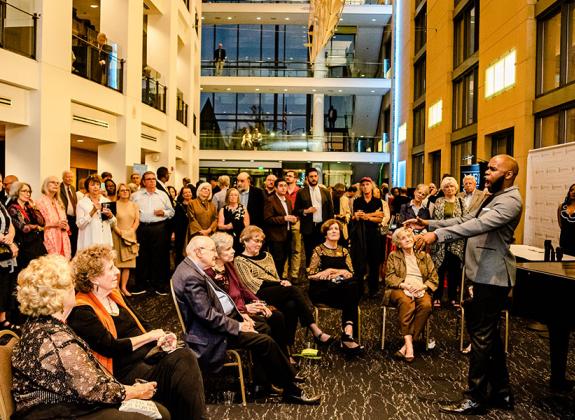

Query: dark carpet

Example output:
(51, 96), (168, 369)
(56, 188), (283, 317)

(131, 289), (575, 420)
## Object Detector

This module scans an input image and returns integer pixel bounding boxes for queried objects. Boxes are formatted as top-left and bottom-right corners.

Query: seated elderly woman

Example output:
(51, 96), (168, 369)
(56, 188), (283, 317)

(308, 219), (362, 355)
(11, 254), (168, 419)
(234, 225), (333, 347)
(206, 232), (289, 357)
(384, 227), (438, 362)
(67, 245), (206, 420)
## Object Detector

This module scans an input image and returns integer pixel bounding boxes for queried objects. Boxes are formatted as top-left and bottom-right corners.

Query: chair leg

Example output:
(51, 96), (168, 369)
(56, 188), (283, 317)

(459, 307), (466, 353)
(504, 310), (509, 354)
(357, 306), (362, 345)
(228, 350), (247, 407)
(381, 307), (387, 350)
(425, 317), (430, 351)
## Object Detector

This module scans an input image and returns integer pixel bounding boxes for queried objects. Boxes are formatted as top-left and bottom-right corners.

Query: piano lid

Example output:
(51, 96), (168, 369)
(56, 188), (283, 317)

(517, 262), (575, 281)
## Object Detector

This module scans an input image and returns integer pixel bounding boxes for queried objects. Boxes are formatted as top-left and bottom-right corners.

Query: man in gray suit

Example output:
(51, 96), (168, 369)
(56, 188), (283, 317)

(410, 155), (522, 415)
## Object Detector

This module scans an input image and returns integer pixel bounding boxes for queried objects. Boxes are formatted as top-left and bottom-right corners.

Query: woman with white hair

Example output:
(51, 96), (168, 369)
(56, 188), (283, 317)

(11, 254), (168, 419)
(186, 182), (217, 239)
(431, 176), (466, 308)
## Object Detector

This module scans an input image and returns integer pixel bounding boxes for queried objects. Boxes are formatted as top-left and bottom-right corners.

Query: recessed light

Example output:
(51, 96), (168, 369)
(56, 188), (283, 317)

(250, 160), (254, 162)
(77, 139), (85, 143)
(227, 16), (232, 20)
(371, 18), (376, 22)
(226, 88), (231, 91)
(338, 89), (342, 92)
(256, 17), (261, 20)
(90, 4), (98, 8)
(312, 89), (317, 92)
(222, 159), (226, 162)
(370, 90), (376, 93)
(255, 88), (260, 91)
(285, 17), (290, 21)
(337, 161), (341, 164)
(201, 16), (205, 20)
(339, 18), (343, 21)
(283, 88), (288, 92)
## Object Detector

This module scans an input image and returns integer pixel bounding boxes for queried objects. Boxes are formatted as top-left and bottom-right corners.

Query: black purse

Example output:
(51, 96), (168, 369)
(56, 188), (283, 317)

(0, 243), (13, 261)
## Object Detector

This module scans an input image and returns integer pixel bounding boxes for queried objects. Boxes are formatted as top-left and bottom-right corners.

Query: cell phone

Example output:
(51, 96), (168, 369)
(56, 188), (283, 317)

(100, 182), (106, 190)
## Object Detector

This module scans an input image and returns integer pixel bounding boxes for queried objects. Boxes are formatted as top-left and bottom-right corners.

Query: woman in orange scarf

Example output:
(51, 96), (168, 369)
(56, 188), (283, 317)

(68, 245), (207, 420)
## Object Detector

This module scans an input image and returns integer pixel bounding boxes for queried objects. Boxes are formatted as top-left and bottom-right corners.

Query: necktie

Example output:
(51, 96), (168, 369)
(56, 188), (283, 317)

(68, 186), (77, 210)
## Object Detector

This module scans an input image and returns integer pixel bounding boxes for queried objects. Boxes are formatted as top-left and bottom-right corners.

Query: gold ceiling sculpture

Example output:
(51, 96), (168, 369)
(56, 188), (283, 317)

(307, 0), (346, 64)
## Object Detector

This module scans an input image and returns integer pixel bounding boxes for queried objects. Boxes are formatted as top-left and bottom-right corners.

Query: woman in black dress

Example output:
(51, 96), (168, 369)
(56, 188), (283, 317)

(558, 183), (575, 256)
(68, 245), (207, 420)
(218, 187), (250, 253)
(308, 219), (362, 355)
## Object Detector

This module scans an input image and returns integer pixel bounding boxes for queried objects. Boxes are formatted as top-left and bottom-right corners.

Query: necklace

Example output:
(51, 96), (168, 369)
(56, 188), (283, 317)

(102, 296), (119, 316)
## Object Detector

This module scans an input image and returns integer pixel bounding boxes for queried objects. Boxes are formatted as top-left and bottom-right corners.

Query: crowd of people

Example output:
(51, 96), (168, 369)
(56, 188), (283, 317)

(2, 154), (572, 417)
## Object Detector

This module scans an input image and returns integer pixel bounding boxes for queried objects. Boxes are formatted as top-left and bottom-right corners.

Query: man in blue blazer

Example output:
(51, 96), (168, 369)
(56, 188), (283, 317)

(411, 155), (522, 415)
(172, 235), (320, 405)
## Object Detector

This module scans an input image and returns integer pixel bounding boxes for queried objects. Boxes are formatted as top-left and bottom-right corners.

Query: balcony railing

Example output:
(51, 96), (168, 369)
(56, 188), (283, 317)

(177, 95), (189, 126)
(200, 133), (386, 153)
(203, 0), (390, 3)
(142, 75), (167, 113)
(0, 0), (38, 59)
(202, 56), (389, 78)
(72, 35), (124, 92)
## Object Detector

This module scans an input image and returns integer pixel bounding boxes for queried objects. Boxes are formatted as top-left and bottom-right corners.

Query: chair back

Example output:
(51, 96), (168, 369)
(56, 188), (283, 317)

(0, 330), (19, 420)
(169, 278), (187, 335)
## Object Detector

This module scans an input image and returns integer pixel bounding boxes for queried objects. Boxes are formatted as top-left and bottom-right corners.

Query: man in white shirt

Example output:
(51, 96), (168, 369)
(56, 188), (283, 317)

(132, 171), (175, 295)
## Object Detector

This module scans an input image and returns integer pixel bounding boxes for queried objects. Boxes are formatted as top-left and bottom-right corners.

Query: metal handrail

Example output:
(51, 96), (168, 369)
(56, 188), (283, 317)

(177, 96), (189, 126)
(0, 0), (38, 59)
(142, 75), (167, 113)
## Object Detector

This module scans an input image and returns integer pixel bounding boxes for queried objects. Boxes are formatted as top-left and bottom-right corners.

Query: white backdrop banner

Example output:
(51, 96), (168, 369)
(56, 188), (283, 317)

(524, 142), (575, 248)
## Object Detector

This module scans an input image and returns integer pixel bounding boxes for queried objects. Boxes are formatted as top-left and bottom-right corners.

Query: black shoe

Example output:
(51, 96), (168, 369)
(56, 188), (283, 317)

(313, 332), (334, 347)
(252, 385), (281, 399)
(550, 379), (575, 393)
(488, 394), (514, 411)
(439, 398), (488, 415)
(283, 391), (321, 405)
(340, 333), (364, 356)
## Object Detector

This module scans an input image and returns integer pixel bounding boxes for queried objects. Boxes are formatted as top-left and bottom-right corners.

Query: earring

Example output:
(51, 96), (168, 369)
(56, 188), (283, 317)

(94, 282), (99, 293)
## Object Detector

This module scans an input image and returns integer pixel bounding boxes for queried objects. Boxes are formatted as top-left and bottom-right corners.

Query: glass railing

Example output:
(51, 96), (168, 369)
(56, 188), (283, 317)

(200, 133), (386, 153)
(177, 95), (189, 126)
(0, 0), (38, 59)
(203, 0), (390, 3)
(72, 35), (124, 92)
(201, 58), (389, 78)
(142, 75), (167, 113)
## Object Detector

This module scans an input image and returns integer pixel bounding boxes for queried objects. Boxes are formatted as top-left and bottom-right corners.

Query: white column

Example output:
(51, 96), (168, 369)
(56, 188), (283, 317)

(311, 47), (327, 152)
(4, 0), (73, 194)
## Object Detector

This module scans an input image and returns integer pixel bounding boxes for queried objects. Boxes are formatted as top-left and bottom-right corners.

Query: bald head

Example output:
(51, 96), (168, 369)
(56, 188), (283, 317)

(186, 236), (217, 269)
(485, 154), (519, 193)
(236, 172), (251, 193)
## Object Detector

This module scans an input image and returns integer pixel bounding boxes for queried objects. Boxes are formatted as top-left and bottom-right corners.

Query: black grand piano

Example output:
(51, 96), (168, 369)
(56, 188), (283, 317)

(513, 261), (575, 390)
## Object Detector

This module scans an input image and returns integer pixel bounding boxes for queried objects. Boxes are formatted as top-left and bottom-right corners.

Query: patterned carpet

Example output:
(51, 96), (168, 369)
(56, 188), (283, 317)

(131, 289), (575, 420)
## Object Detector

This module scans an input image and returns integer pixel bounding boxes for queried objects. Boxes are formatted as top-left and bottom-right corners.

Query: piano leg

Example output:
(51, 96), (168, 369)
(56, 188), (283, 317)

(547, 320), (571, 390)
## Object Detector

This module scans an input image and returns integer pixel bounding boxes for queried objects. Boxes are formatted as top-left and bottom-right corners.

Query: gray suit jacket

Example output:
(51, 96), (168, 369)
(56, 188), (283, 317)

(429, 186), (523, 287)
(172, 258), (242, 372)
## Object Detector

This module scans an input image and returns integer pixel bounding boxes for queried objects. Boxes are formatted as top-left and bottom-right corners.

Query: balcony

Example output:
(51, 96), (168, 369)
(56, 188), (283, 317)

(200, 132), (386, 153)
(72, 35), (124, 92)
(142, 74), (167, 113)
(202, 0), (389, 3)
(176, 92), (189, 126)
(0, 0), (38, 59)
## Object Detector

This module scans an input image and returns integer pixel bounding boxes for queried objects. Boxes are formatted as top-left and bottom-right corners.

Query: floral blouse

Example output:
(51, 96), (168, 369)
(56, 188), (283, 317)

(11, 316), (125, 416)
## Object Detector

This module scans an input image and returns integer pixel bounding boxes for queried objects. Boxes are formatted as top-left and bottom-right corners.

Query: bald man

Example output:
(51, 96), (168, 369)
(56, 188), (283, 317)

(408, 155), (522, 415)
(236, 172), (265, 228)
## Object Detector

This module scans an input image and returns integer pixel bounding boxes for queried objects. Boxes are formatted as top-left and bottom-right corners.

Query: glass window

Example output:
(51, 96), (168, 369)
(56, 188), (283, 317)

(453, 67), (477, 130)
(413, 105), (426, 147)
(201, 26), (214, 61)
(454, 1), (479, 67)
(215, 26), (237, 61)
(430, 150), (441, 187)
(537, 112), (560, 148)
(238, 25), (261, 62)
(540, 12), (561, 93)
(567, 107), (575, 143)
(568, 3), (575, 83)
(414, 6), (427, 54)
(451, 137), (476, 177)
(490, 129), (514, 156)
(414, 56), (426, 100)
(412, 153), (424, 186)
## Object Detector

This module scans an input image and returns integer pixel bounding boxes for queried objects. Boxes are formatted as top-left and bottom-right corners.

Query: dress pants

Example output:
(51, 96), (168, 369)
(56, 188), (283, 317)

(136, 221), (170, 292)
(389, 290), (432, 339)
(285, 221), (303, 281)
(228, 331), (296, 391)
(435, 251), (462, 303)
(464, 282), (511, 403)
(252, 311), (289, 357)
(268, 232), (292, 278)
(303, 223), (324, 267)
(308, 280), (360, 335)
(256, 283), (315, 346)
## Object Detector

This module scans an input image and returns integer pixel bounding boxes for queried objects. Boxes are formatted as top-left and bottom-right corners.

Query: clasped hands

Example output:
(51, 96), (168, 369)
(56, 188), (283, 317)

(402, 217), (437, 250)
(147, 329), (178, 352)
(245, 301), (272, 318)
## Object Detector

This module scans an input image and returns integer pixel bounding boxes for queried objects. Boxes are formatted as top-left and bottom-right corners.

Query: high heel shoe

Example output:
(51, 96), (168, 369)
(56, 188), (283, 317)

(340, 322), (363, 356)
(313, 332), (335, 346)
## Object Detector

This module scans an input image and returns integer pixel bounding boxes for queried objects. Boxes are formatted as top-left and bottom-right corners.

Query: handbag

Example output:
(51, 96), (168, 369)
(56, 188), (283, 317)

(0, 243), (13, 262)
(379, 215), (392, 236)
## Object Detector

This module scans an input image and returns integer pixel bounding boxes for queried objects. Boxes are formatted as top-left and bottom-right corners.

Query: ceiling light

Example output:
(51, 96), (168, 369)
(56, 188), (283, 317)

(227, 16), (232, 20)
(201, 16), (205, 20)
(285, 17), (290, 21)
(90, 4), (98, 8)
(226, 88), (231, 91)
(255, 88), (260, 91)
(256, 17), (261, 20)
(77, 139), (85, 143)
(312, 89), (317, 92)
(283, 88), (288, 92)
(370, 90), (376, 93)
(250, 160), (254, 162)
(371, 18), (376, 22)
(338, 89), (342, 92)
(222, 159), (226, 161)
